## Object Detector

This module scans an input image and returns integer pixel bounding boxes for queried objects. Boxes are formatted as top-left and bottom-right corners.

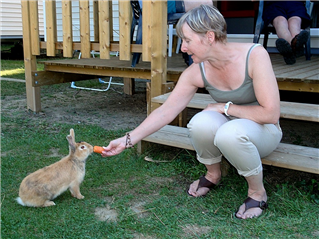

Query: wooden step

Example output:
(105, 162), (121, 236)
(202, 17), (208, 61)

(140, 125), (319, 174)
(152, 93), (319, 122)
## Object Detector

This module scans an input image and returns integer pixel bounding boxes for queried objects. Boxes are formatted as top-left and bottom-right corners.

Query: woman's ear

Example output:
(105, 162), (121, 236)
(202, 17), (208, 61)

(206, 31), (215, 45)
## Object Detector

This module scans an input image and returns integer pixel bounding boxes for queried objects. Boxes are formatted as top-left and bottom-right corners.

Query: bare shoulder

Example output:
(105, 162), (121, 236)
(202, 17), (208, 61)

(179, 62), (204, 88)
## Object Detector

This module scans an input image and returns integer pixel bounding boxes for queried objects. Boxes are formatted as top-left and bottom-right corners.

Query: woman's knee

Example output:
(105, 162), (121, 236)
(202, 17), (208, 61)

(187, 111), (227, 136)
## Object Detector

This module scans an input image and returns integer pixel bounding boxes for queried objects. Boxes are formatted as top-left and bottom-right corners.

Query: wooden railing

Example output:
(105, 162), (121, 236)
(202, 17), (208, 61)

(21, 0), (169, 112)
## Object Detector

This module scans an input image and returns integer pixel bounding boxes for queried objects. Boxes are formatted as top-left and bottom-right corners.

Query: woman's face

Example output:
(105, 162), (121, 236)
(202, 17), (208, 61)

(180, 23), (209, 64)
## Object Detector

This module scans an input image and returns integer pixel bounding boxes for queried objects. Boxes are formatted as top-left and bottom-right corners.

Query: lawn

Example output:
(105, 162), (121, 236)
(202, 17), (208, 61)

(1, 59), (319, 238)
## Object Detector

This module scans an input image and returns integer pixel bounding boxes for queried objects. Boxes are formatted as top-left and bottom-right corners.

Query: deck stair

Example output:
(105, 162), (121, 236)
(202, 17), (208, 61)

(139, 93), (319, 174)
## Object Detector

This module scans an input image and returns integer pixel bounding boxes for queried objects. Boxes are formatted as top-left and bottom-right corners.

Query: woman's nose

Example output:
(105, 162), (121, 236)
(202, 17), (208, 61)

(181, 41), (187, 53)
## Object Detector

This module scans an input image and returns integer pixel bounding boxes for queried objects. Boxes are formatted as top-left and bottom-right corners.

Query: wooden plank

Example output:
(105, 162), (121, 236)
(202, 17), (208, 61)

(98, 0), (111, 59)
(62, 0), (73, 57)
(142, 1), (151, 62)
(29, 0), (40, 56)
(79, 0), (91, 58)
(280, 101), (319, 122)
(123, 78), (135, 95)
(277, 81), (319, 93)
(44, 64), (151, 80)
(150, 0), (167, 113)
(45, 0), (57, 56)
(262, 143), (319, 174)
(21, 0), (41, 112)
(151, 93), (319, 122)
(119, 0), (131, 61)
(140, 125), (319, 174)
(32, 71), (101, 86)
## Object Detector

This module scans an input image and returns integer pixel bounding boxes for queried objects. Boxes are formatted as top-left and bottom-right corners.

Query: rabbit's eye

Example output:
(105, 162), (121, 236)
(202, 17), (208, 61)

(81, 146), (85, 149)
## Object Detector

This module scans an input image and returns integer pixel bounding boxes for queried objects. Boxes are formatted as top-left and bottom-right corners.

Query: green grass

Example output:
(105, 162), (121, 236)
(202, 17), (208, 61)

(1, 59), (319, 238)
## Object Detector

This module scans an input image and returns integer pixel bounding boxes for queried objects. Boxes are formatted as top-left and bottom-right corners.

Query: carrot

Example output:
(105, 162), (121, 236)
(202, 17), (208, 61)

(93, 146), (104, 154)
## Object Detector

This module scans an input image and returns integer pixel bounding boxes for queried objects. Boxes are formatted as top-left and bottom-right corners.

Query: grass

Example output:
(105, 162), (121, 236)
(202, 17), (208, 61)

(1, 59), (319, 238)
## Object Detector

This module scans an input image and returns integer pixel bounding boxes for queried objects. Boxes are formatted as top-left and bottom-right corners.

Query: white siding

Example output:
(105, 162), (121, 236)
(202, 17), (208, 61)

(0, 0), (44, 39)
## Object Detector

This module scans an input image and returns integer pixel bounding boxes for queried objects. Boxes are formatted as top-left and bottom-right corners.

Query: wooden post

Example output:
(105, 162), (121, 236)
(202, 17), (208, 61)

(62, 0), (73, 58)
(99, 0), (111, 59)
(29, 0), (40, 56)
(142, 1), (151, 62)
(45, 0), (57, 56)
(119, 0), (131, 61)
(150, 0), (167, 112)
(21, 0), (41, 112)
(79, 0), (91, 58)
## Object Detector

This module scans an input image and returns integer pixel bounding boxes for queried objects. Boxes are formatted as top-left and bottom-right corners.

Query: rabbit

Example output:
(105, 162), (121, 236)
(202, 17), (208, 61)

(16, 128), (94, 207)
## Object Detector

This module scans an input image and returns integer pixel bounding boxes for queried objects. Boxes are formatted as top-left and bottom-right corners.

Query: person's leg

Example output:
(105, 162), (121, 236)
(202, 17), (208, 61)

(235, 172), (267, 219)
(273, 16), (293, 43)
(272, 16), (296, 64)
(289, 16), (309, 57)
(214, 119), (282, 219)
(287, 16), (302, 39)
(187, 111), (228, 197)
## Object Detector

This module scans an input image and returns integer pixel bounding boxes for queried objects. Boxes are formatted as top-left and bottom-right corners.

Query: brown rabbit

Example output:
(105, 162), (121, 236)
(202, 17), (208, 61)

(16, 129), (93, 207)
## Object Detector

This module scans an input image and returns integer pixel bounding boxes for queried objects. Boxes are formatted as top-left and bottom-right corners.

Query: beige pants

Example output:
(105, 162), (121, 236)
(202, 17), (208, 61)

(187, 111), (283, 177)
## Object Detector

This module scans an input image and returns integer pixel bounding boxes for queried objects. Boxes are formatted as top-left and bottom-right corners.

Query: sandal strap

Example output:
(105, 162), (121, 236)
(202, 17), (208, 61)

(244, 197), (268, 211)
(196, 175), (216, 191)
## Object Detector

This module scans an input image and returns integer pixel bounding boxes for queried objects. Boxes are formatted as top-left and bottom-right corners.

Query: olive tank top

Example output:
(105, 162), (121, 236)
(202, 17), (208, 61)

(199, 44), (261, 106)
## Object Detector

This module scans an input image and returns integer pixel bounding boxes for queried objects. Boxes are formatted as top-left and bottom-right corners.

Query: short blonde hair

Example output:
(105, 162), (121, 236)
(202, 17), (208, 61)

(176, 4), (227, 43)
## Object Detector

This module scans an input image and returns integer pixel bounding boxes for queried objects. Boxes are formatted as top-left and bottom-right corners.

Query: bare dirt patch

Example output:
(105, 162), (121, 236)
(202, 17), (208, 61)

(2, 78), (148, 130)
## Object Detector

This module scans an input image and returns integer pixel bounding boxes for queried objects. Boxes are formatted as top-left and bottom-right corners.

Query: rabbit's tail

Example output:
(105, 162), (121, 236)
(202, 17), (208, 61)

(16, 197), (26, 206)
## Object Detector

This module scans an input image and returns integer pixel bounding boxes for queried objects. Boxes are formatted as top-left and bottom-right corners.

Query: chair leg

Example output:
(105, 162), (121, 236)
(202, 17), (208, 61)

(305, 37), (311, 60)
(263, 31), (269, 50)
(176, 37), (182, 54)
(132, 16), (143, 67)
(168, 24), (173, 57)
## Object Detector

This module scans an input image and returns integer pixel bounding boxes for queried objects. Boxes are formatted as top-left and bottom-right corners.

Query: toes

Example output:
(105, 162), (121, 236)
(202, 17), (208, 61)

(235, 204), (246, 218)
(188, 179), (199, 195)
(241, 208), (263, 219)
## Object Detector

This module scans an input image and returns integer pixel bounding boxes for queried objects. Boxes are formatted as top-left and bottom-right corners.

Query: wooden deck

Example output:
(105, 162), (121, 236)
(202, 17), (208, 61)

(37, 53), (319, 93)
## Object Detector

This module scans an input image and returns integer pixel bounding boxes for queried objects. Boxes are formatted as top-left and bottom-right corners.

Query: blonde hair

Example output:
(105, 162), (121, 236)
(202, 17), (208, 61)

(176, 4), (227, 43)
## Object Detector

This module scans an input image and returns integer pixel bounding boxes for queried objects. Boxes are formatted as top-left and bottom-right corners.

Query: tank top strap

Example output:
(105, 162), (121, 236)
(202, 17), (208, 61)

(245, 44), (262, 79)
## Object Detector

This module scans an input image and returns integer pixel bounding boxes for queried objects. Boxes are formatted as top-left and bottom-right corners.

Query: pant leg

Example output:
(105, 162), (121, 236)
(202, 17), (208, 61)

(214, 119), (283, 177)
(187, 111), (228, 165)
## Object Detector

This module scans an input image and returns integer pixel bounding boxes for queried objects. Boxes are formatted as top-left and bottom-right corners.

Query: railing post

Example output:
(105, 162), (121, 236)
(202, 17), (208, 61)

(21, 0), (41, 112)
(150, 0), (167, 112)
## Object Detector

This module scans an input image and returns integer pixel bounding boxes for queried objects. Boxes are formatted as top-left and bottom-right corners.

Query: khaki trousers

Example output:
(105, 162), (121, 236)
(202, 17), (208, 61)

(187, 111), (282, 177)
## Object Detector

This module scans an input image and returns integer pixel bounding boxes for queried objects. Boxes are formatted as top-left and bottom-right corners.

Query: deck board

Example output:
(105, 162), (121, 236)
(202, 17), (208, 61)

(40, 53), (319, 92)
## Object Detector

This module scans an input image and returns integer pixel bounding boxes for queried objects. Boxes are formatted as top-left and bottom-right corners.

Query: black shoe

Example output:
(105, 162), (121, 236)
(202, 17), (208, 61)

(276, 38), (296, 65)
(291, 30), (310, 58)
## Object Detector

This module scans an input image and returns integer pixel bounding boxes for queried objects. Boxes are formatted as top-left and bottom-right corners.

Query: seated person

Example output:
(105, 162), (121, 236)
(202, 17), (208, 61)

(262, 1), (311, 65)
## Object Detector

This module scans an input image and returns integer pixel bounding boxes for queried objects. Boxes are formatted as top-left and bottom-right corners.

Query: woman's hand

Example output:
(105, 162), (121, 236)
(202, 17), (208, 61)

(203, 103), (225, 114)
(101, 136), (126, 157)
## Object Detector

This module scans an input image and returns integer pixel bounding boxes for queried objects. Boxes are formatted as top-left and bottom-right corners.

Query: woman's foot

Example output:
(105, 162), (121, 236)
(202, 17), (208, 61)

(276, 38), (295, 65)
(235, 191), (268, 219)
(187, 173), (220, 197)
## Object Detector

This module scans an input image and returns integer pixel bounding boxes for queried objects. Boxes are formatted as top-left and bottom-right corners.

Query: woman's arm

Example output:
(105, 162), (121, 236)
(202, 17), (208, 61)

(101, 65), (201, 157)
(226, 45), (281, 124)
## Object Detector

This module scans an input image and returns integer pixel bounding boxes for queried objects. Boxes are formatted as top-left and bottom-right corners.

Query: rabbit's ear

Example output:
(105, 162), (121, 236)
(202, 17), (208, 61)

(67, 129), (76, 153)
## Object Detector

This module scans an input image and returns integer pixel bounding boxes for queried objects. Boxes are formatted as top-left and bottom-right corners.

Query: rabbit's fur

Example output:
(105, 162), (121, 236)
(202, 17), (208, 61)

(16, 129), (93, 207)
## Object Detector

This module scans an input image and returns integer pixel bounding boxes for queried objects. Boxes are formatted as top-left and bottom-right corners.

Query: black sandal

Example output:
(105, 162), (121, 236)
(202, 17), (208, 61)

(235, 197), (268, 219)
(187, 175), (216, 197)
(276, 38), (296, 65)
(291, 30), (310, 58)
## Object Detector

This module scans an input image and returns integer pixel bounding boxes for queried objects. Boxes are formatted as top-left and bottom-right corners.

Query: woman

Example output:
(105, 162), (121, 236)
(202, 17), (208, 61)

(101, 5), (282, 219)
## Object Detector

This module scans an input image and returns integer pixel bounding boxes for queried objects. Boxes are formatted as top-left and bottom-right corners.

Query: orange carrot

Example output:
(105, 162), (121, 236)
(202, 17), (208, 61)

(93, 146), (104, 154)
